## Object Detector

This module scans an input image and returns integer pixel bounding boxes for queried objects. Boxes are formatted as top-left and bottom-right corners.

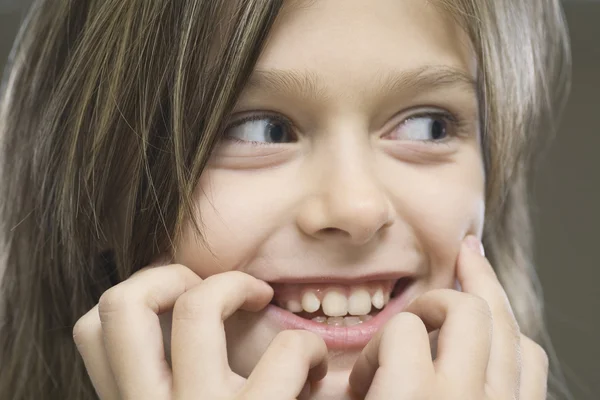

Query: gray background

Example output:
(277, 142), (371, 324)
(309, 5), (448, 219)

(1, 1), (598, 399)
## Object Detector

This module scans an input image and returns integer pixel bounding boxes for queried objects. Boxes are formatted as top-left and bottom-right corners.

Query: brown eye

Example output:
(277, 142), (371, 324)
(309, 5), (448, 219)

(226, 117), (296, 144)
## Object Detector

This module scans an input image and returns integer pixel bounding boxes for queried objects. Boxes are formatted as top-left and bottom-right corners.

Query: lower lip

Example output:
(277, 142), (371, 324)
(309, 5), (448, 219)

(264, 281), (414, 349)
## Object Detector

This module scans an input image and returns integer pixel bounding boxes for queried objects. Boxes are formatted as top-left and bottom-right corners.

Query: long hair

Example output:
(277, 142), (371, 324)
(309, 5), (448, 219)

(0, 0), (571, 399)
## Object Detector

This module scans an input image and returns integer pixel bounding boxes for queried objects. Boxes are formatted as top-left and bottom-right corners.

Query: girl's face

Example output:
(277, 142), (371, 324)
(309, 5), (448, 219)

(172, 0), (483, 391)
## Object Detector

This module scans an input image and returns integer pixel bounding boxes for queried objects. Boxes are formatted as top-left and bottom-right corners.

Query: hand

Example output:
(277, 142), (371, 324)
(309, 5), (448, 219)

(73, 266), (328, 399)
(349, 236), (549, 400)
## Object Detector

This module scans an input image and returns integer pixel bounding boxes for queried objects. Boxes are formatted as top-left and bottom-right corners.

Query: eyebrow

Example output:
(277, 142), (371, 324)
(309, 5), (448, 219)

(243, 65), (478, 102)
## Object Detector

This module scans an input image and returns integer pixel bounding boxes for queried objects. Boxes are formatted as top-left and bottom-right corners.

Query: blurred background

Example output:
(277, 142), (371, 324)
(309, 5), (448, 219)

(1, 1), (598, 399)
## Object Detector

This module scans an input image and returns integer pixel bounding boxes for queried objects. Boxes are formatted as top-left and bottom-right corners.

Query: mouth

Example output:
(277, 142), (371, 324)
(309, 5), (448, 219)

(265, 276), (416, 349)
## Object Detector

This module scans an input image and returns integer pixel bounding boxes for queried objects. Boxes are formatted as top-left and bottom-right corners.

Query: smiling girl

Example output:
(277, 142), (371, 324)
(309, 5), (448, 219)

(0, 0), (571, 399)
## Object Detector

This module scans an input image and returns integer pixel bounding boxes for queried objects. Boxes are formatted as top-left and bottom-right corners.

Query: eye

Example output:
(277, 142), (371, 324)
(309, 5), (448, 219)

(225, 115), (296, 144)
(385, 113), (451, 142)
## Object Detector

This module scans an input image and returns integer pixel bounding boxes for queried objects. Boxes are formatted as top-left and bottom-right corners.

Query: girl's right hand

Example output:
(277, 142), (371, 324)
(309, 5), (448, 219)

(73, 265), (328, 400)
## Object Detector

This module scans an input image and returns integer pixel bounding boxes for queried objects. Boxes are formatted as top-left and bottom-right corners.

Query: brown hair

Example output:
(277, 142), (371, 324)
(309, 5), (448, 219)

(0, 0), (571, 399)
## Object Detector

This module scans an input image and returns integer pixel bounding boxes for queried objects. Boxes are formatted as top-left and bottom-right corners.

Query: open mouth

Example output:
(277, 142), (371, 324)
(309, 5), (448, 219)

(265, 276), (415, 347)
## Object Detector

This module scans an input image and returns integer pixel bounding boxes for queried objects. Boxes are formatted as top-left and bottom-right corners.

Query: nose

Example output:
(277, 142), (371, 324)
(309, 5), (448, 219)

(296, 148), (394, 246)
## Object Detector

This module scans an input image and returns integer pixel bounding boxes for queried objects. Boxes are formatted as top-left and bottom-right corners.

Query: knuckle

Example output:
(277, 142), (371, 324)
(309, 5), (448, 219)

(462, 294), (493, 321)
(97, 283), (154, 321)
(167, 263), (194, 277)
(72, 311), (99, 349)
(98, 285), (132, 316)
(172, 289), (212, 320)
(72, 307), (102, 354)
(537, 347), (550, 370)
(164, 263), (204, 287)
(524, 337), (549, 370)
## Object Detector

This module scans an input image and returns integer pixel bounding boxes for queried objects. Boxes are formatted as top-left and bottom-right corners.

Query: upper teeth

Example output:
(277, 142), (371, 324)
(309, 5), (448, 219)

(372, 289), (385, 309)
(301, 292), (320, 313)
(348, 289), (371, 315)
(322, 290), (348, 316)
(291, 287), (390, 317)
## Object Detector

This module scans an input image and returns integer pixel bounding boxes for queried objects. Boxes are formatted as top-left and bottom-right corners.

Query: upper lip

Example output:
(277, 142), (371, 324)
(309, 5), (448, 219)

(265, 271), (415, 285)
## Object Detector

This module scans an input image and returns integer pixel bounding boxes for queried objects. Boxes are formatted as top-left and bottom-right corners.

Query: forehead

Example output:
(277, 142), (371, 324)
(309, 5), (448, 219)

(256, 0), (476, 83)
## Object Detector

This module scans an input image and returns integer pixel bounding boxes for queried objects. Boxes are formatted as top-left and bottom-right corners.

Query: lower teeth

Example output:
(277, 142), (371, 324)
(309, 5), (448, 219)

(311, 315), (373, 326)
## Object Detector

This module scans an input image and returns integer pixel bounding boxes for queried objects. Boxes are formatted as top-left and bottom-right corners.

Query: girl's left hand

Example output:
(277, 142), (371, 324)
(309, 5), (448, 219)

(349, 236), (549, 400)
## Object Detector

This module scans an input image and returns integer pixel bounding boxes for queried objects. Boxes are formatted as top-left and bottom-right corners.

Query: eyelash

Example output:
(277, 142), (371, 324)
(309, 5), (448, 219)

(224, 109), (470, 146)
(224, 113), (294, 146)
(399, 111), (468, 145)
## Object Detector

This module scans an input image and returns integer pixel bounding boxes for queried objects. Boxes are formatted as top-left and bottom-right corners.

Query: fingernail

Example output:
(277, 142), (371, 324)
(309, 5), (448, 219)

(465, 235), (485, 256)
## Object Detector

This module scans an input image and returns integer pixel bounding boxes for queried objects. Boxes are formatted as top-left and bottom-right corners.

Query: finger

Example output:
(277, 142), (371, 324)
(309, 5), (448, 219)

(405, 289), (491, 394)
(298, 382), (311, 400)
(73, 305), (119, 400)
(459, 236), (521, 397)
(519, 335), (549, 400)
(349, 313), (434, 399)
(240, 330), (327, 400)
(98, 263), (202, 399)
(170, 270), (273, 398)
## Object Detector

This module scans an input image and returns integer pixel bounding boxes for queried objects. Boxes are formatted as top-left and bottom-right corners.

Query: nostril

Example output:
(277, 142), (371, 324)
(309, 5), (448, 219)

(317, 226), (378, 246)
(321, 227), (345, 234)
(317, 227), (351, 240)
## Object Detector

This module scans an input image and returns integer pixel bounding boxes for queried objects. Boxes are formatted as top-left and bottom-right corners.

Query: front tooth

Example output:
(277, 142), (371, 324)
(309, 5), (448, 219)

(322, 291), (348, 317)
(312, 316), (327, 323)
(372, 289), (385, 309)
(302, 291), (320, 313)
(348, 289), (372, 315)
(286, 300), (303, 313)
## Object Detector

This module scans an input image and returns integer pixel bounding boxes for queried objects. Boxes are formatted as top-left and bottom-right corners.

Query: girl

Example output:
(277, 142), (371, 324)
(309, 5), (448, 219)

(0, 0), (571, 399)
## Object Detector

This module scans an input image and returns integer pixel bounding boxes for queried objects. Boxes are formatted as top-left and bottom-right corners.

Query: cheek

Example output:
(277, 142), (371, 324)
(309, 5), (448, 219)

(173, 168), (295, 278)
(383, 159), (485, 279)
(403, 176), (484, 243)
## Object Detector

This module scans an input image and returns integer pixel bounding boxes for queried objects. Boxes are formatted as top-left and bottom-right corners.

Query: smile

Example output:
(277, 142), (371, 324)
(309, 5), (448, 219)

(265, 276), (416, 349)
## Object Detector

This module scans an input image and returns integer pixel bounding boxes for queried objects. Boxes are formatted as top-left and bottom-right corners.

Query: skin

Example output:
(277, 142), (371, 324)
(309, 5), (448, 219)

(73, 0), (550, 399)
